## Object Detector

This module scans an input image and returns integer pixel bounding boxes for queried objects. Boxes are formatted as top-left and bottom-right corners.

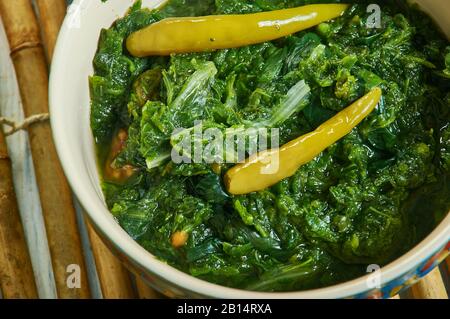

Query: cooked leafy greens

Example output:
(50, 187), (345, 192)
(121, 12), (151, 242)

(90, 0), (450, 291)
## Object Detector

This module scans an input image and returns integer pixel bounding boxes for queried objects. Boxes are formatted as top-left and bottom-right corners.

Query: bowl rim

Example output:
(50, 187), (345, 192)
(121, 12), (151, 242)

(49, 0), (450, 299)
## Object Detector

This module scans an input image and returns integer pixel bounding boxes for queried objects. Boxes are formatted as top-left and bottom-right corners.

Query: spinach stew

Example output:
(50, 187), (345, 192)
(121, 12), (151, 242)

(90, 0), (450, 291)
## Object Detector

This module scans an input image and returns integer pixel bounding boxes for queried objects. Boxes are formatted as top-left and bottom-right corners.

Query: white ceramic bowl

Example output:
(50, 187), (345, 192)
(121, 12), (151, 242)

(50, 0), (450, 298)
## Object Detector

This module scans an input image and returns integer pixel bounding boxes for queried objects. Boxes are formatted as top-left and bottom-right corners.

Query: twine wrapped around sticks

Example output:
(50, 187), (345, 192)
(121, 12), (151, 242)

(0, 113), (49, 136)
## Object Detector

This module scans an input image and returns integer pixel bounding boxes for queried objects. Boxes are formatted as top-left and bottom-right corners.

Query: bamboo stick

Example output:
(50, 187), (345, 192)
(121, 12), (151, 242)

(446, 256), (450, 274)
(409, 268), (448, 299)
(35, 0), (137, 300)
(136, 277), (164, 299)
(0, 0), (90, 298)
(0, 129), (38, 299)
(35, 0), (66, 61)
(86, 223), (136, 299)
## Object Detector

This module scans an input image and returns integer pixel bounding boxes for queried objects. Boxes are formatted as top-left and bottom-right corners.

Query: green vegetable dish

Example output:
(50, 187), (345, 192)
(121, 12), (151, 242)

(90, 0), (450, 291)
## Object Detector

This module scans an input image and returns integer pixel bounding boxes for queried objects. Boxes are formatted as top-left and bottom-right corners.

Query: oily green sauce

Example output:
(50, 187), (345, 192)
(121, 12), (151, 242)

(90, 0), (450, 291)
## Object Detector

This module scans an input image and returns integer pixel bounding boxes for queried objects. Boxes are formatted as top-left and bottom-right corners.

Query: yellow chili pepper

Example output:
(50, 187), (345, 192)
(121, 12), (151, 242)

(127, 4), (349, 57)
(225, 87), (382, 195)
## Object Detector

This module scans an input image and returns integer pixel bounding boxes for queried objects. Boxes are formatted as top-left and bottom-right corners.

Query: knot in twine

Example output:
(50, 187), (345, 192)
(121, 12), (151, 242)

(0, 113), (50, 136)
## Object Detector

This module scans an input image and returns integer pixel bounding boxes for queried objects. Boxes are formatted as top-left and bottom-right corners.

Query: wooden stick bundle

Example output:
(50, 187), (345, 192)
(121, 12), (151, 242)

(0, 129), (38, 299)
(35, 0), (136, 299)
(0, 0), (90, 299)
